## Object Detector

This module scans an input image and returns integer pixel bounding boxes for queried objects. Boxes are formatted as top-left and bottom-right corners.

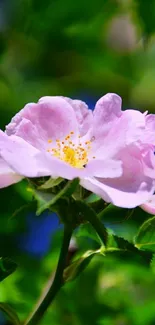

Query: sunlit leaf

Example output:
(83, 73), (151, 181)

(63, 249), (100, 282)
(38, 177), (63, 190)
(134, 216), (155, 251)
(105, 232), (140, 255)
(29, 188), (55, 213)
(84, 193), (101, 203)
(32, 178), (79, 215)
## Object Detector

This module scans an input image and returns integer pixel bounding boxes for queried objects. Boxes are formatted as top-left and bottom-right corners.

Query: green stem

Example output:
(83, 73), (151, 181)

(87, 213), (107, 246)
(24, 225), (73, 325)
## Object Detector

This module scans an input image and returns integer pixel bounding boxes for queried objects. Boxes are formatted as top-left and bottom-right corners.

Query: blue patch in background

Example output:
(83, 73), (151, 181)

(18, 211), (62, 258)
(75, 94), (98, 110)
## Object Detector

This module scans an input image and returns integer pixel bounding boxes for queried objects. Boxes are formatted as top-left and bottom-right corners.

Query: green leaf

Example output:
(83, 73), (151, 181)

(98, 204), (134, 224)
(103, 233), (144, 261)
(38, 177), (63, 190)
(98, 204), (137, 242)
(76, 222), (101, 244)
(84, 193), (101, 203)
(0, 302), (20, 324)
(63, 249), (100, 282)
(0, 258), (17, 282)
(107, 234), (139, 254)
(75, 200), (108, 246)
(134, 216), (155, 251)
(35, 178), (79, 215)
(30, 188), (55, 213)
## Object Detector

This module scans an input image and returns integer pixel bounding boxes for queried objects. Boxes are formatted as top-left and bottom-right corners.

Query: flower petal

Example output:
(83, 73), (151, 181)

(62, 97), (93, 136)
(0, 157), (23, 188)
(142, 114), (155, 145)
(86, 159), (122, 178)
(81, 176), (154, 208)
(140, 195), (155, 215)
(6, 97), (79, 149)
(139, 147), (155, 179)
(91, 94), (145, 159)
(94, 93), (122, 124)
(81, 145), (154, 208)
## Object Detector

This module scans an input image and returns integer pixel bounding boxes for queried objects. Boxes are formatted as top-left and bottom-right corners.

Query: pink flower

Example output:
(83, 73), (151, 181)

(0, 93), (155, 208)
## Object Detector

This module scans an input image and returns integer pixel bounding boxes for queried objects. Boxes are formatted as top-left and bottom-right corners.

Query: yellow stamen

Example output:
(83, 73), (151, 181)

(46, 132), (95, 168)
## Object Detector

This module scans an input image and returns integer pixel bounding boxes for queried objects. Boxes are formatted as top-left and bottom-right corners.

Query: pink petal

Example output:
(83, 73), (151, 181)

(62, 97), (93, 136)
(141, 149), (155, 179)
(140, 195), (155, 215)
(6, 97), (79, 149)
(94, 93), (122, 123)
(86, 159), (122, 178)
(81, 145), (154, 208)
(91, 93), (121, 150)
(81, 176), (154, 208)
(0, 157), (23, 188)
(91, 94), (145, 158)
(142, 114), (155, 145)
(123, 109), (146, 144)
(92, 113), (145, 161)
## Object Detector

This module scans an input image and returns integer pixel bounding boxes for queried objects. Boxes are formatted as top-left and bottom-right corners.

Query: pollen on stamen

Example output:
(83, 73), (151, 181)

(48, 139), (52, 143)
(93, 156), (96, 159)
(48, 131), (92, 168)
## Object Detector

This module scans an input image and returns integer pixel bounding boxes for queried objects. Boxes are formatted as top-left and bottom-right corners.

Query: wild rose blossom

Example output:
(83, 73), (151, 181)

(0, 93), (155, 208)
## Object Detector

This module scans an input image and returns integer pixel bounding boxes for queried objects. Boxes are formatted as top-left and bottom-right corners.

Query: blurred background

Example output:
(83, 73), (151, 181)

(1, 0), (155, 324)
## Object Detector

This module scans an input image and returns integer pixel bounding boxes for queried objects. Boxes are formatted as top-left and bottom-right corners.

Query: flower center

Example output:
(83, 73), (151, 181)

(47, 131), (95, 168)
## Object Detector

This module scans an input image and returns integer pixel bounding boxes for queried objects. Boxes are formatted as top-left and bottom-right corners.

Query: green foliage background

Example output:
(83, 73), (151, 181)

(1, 0), (155, 324)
